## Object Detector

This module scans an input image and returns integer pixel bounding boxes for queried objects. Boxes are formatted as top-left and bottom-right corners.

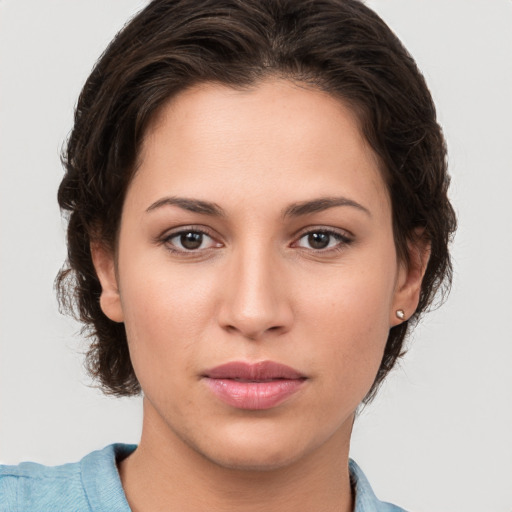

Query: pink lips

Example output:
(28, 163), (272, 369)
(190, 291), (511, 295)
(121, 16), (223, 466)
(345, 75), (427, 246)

(203, 361), (306, 410)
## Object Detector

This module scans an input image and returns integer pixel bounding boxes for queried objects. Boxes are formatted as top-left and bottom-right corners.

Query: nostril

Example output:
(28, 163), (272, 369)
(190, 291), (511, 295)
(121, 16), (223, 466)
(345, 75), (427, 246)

(223, 323), (285, 341)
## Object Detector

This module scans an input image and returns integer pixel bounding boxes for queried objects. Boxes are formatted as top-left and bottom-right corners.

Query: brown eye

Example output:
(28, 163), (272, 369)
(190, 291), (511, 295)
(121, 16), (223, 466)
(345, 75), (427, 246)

(180, 232), (203, 250)
(165, 230), (220, 252)
(307, 232), (330, 249)
(295, 230), (351, 251)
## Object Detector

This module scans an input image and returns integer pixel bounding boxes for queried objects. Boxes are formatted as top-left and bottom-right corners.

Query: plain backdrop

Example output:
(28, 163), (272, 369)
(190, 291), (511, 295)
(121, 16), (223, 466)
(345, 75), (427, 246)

(1, 1), (511, 511)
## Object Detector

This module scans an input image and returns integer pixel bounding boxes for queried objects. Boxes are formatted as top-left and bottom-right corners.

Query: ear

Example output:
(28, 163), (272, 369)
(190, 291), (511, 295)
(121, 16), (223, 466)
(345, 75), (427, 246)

(390, 230), (431, 326)
(90, 242), (124, 323)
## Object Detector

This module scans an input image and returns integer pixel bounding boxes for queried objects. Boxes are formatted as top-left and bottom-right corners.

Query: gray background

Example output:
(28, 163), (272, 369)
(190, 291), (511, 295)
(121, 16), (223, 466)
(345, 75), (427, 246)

(1, 1), (511, 511)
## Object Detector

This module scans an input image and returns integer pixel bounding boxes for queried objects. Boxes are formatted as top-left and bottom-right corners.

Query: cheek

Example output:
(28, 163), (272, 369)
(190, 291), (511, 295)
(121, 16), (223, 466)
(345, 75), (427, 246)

(296, 254), (396, 395)
(117, 254), (220, 388)
(303, 291), (388, 374)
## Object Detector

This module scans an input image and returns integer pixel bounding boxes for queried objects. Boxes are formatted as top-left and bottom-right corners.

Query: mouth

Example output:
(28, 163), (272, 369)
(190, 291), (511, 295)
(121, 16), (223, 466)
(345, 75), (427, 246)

(202, 361), (307, 410)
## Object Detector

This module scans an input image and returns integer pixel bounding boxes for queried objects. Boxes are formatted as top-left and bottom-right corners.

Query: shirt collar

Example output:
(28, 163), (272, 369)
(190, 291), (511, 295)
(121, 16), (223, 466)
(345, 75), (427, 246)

(349, 459), (406, 511)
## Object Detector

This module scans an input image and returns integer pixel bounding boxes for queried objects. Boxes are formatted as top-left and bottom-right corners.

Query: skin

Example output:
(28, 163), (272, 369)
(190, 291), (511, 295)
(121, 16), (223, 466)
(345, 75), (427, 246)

(92, 79), (428, 512)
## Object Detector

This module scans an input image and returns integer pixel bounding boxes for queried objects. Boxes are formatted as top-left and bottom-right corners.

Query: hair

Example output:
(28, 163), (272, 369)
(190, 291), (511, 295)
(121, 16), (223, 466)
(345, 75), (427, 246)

(57, 0), (456, 402)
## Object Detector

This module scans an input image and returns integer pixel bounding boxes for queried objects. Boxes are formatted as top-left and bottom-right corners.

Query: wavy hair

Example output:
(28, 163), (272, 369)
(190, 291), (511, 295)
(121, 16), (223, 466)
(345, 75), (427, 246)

(57, 0), (456, 401)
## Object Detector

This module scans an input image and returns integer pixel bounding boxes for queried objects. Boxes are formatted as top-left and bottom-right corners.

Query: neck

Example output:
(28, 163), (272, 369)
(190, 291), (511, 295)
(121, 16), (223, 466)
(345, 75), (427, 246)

(119, 399), (354, 512)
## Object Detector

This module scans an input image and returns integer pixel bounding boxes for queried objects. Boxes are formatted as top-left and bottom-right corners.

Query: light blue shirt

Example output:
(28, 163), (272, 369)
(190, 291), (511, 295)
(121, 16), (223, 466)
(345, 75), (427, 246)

(0, 444), (406, 511)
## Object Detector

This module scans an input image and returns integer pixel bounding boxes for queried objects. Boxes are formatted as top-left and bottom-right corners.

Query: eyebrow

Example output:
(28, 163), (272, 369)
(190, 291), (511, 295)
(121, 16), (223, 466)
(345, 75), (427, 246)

(146, 197), (225, 216)
(283, 197), (371, 218)
(145, 195), (370, 218)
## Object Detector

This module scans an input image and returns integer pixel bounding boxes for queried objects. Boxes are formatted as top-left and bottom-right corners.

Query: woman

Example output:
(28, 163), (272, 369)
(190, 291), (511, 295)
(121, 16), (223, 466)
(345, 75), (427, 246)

(0, 0), (456, 510)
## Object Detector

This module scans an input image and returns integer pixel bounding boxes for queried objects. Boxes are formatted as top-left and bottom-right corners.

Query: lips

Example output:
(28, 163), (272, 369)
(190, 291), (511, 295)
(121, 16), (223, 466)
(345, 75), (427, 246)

(203, 361), (307, 410)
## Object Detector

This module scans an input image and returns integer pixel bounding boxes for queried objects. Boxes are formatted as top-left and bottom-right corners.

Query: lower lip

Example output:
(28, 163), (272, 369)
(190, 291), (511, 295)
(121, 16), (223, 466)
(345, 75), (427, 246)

(205, 378), (305, 410)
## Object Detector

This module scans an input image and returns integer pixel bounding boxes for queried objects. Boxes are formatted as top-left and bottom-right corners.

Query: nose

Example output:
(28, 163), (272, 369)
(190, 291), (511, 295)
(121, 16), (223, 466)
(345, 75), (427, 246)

(217, 245), (293, 341)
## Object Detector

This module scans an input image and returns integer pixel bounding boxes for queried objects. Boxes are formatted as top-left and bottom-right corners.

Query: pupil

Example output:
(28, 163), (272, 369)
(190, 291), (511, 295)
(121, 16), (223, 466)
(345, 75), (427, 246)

(308, 232), (329, 249)
(181, 232), (203, 250)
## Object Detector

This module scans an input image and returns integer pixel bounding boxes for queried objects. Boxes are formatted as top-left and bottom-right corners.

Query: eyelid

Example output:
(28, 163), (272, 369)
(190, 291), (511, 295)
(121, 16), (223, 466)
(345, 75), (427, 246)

(291, 226), (354, 251)
(292, 225), (353, 240)
(159, 225), (223, 253)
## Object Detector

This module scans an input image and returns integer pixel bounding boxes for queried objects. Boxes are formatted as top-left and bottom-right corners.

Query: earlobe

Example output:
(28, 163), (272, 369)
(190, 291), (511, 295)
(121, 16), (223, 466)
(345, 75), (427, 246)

(90, 242), (124, 323)
(391, 232), (431, 326)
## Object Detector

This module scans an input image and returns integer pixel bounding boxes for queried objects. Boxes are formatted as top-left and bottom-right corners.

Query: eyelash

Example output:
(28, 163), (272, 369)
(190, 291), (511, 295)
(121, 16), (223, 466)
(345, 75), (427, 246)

(161, 226), (221, 255)
(159, 226), (353, 255)
(293, 228), (353, 254)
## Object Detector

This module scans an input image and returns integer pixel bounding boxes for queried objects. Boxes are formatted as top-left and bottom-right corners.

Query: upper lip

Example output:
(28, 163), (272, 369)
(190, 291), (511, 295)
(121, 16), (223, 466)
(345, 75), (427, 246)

(203, 361), (306, 381)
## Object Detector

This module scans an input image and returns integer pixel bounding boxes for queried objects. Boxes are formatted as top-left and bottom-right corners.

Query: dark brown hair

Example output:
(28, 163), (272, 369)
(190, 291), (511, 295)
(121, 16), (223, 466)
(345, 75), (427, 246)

(57, 0), (456, 401)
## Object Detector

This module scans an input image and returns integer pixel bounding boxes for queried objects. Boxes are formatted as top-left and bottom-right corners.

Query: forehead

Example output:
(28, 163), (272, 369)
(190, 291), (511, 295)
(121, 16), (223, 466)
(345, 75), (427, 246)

(144, 79), (369, 162)
(131, 79), (389, 217)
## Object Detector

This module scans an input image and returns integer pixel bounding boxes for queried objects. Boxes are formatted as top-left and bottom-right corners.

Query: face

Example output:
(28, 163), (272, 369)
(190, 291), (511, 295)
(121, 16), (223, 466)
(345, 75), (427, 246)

(94, 79), (423, 471)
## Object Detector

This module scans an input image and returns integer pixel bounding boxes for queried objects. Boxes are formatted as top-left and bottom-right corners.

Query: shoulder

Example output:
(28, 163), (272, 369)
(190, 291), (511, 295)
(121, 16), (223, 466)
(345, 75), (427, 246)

(0, 457), (88, 512)
(349, 459), (408, 512)
(0, 444), (135, 512)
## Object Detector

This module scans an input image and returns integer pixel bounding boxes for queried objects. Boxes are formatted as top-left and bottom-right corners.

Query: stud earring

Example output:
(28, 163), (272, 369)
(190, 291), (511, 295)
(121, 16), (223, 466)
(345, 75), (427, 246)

(396, 309), (405, 320)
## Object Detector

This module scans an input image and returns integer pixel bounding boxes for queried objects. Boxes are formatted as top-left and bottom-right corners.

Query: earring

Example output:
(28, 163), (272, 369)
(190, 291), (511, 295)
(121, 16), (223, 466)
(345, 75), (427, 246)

(396, 309), (405, 320)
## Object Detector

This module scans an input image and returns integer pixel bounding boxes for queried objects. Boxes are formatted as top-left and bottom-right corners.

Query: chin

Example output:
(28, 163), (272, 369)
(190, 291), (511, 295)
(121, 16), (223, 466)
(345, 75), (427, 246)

(189, 423), (321, 473)
(202, 443), (304, 472)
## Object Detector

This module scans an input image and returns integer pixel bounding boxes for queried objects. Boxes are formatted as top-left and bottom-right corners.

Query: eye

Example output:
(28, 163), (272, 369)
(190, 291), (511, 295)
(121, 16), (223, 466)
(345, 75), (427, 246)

(164, 230), (221, 252)
(295, 230), (351, 251)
